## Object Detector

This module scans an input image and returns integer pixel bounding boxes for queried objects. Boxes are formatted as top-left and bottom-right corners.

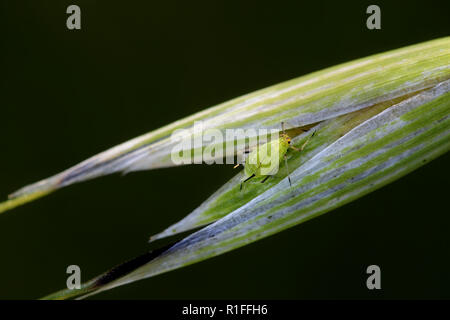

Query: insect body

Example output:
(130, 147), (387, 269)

(237, 123), (315, 190)
(243, 133), (290, 178)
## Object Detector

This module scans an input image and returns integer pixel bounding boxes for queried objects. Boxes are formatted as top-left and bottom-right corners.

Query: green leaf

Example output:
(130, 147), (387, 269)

(148, 92), (420, 241)
(45, 59), (449, 300)
(1, 37), (449, 299)
(1, 37), (449, 215)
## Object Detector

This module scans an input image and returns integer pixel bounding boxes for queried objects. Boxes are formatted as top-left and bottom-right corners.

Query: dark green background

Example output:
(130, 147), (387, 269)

(1, 1), (449, 299)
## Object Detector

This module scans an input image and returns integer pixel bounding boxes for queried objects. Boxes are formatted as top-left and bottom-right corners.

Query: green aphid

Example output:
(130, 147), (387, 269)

(236, 122), (315, 190)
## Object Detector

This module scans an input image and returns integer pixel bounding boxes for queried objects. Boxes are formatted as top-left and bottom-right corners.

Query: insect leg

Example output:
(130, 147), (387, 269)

(244, 174), (256, 182)
(284, 154), (292, 187)
(301, 130), (316, 150)
(261, 176), (270, 183)
(291, 130), (316, 152)
(240, 173), (256, 191)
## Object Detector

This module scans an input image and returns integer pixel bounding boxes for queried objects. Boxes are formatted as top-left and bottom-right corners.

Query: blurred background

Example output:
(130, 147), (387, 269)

(0, 0), (449, 299)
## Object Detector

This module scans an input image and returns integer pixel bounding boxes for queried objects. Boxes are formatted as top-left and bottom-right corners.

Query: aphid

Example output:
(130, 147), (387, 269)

(235, 122), (315, 190)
